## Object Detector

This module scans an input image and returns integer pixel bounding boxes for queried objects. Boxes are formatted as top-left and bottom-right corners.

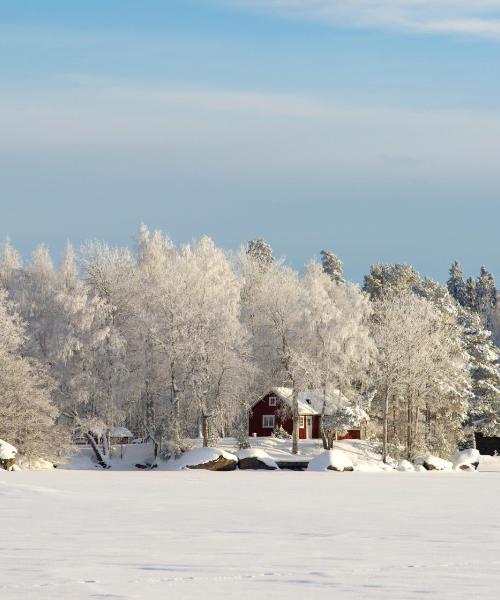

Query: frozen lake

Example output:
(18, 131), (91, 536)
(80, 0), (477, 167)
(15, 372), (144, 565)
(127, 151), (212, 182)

(1, 468), (499, 599)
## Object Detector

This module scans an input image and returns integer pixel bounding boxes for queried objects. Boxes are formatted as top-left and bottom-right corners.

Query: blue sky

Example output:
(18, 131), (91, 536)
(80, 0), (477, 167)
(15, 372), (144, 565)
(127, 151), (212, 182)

(1, 0), (500, 282)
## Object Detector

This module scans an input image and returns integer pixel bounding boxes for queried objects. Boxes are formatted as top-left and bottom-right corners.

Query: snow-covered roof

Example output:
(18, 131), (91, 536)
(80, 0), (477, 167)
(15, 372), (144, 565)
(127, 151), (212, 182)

(258, 387), (350, 416)
(111, 427), (134, 438)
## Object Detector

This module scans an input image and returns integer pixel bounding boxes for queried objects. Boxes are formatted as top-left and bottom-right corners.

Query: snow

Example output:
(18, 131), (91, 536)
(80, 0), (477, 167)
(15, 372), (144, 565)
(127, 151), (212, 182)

(307, 449), (354, 471)
(266, 386), (352, 416)
(236, 447), (278, 469)
(0, 439), (17, 460)
(452, 448), (480, 470)
(166, 447), (237, 470)
(111, 427), (134, 438)
(1, 467), (500, 599)
(397, 459), (415, 472)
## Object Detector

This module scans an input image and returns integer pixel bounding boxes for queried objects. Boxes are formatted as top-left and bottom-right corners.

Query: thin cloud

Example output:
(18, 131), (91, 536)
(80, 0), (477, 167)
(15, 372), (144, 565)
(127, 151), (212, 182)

(228, 0), (500, 37)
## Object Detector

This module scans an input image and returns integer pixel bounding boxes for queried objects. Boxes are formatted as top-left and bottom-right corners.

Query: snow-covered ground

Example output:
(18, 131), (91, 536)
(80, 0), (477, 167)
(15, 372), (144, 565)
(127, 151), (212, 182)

(1, 463), (500, 599)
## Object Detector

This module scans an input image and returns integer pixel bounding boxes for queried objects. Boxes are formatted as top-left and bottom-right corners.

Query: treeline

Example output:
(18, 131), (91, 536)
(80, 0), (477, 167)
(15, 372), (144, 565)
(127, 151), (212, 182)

(0, 226), (499, 462)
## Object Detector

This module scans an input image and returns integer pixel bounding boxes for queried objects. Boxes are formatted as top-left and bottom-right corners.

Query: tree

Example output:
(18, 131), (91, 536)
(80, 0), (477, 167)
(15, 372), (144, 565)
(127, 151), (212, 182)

(320, 249), (345, 284)
(363, 263), (420, 300)
(371, 288), (469, 462)
(246, 239), (274, 270)
(249, 265), (309, 454)
(447, 261), (468, 308)
(0, 238), (21, 291)
(0, 290), (63, 460)
(301, 261), (376, 448)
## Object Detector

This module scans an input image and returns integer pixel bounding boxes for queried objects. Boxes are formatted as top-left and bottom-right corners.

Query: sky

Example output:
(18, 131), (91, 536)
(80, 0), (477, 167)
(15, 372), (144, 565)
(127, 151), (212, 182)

(1, 0), (500, 283)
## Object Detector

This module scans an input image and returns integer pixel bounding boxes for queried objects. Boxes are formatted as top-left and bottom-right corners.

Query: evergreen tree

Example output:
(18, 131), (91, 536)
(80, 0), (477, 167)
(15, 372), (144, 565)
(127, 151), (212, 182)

(447, 261), (468, 308)
(247, 239), (274, 270)
(320, 249), (345, 284)
(466, 277), (477, 311)
(476, 266), (497, 316)
(363, 263), (420, 300)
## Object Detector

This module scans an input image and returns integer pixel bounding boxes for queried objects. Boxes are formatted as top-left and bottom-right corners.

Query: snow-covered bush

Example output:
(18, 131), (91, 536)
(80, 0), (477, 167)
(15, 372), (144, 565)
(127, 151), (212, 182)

(397, 459), (415, 472)
(272, 425), (291, 440)
(307, 450), (354, 472)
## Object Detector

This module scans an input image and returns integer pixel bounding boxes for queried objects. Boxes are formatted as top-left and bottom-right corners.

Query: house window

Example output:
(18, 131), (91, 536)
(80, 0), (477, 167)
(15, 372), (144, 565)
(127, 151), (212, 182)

(299, 416), (305, 428)
(262, 415), (275, 429)
(268, 395), (277, 407)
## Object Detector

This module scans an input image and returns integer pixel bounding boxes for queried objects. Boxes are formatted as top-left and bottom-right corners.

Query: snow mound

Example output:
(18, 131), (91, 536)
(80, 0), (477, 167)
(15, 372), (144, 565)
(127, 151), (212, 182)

(167, 447), (237, 471)
(15, 456), (54, 471)
(414, 465), (427, 472)
(307, 449), (354, 472)
(0, 439), (17, 461)
(397, 459), (415, 472)
(417, 455), (453, 471)
(453, 449), (480, 471)
(236, 448), (278, 469)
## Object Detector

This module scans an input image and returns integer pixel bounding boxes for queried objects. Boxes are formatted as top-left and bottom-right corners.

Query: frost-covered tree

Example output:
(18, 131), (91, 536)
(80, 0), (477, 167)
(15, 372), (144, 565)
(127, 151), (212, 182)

(0, 238), (21, 291)
(466, 277), (478, 313)
(363, 263), (420, 300)
(447, 261), (468, 308)
(0, 290), (63, 459)
(301, 261), (376, 448)
(246, 239), (274, 270)
(371, 288), (469, 462)
(320, 249), (345, 284)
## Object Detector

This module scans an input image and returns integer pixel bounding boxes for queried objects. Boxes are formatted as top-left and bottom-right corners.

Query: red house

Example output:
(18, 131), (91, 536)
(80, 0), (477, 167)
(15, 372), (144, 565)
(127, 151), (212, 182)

(249, 387), (362, 440)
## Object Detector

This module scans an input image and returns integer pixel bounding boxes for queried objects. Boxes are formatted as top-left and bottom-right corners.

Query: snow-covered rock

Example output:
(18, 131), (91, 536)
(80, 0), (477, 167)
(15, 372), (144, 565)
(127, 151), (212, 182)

(237, 448), (278, 470)
(307, 449), (354, 472)
(452, 449), (480, 471)
(397, 459), (415, 472)
(418, 455), (453, 471)
(0, 439), (18, 471)
(15, 456), (54, 471)
(168, 447), (237, 471)
(414, 465), (427, 472)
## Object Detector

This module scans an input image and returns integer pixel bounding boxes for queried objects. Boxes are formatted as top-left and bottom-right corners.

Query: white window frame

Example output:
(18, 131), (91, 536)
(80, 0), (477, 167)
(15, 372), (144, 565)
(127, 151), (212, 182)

(262, 415), (275, 429)
(268, 395), (277, 407)
(299, 416), (305, 428)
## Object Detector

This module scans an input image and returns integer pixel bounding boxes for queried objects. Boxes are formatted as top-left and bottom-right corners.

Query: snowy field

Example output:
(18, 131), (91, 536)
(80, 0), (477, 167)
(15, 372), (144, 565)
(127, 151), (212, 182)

(2, 463), (500, 600)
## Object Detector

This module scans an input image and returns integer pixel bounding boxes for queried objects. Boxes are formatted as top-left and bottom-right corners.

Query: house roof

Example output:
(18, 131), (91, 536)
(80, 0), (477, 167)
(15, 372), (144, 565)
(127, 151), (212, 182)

(111, 427), (134, 438)
(258, 387), (349, 416)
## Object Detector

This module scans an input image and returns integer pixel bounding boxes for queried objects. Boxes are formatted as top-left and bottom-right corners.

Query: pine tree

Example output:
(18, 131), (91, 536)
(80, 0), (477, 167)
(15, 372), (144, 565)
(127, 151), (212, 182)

(247, 239), (274, 270)
(466, 277), (478, 311)
(476, 266), (497, 324)
(319, 249), (345, 284)
(447, 261), (468, 307)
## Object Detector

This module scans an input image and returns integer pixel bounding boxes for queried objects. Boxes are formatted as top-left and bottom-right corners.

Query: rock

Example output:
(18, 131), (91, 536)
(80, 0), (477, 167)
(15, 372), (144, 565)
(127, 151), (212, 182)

(237, 448), (278, 470)
(452, 449), (480, 471)
(307, 449), (354, 472)
(0, 439), (17, 471)
(170, 448), (238, 471)
(187, 455), (237, 471)
(0, 457), (16, 471)
(420, 455), (453, 471)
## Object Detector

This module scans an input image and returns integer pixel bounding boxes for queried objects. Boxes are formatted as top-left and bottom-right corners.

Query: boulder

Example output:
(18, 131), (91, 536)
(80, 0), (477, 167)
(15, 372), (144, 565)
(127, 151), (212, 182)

(308, 449), (354, 472)
(170, 448), (238, 471)
(0, 439), (17, 471)
(419, 455), (453, 471)
(452, 449), (480, 471)
(237, 448), (278, 470)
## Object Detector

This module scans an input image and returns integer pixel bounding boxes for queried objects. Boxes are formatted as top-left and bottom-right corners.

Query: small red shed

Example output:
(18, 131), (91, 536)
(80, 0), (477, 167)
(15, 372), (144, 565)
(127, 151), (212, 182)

(248, 388), (361, 440)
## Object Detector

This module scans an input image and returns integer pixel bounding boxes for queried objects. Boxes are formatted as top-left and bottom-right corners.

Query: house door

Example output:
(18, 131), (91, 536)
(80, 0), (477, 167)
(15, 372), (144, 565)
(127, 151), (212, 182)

(306, 416), (313, 439)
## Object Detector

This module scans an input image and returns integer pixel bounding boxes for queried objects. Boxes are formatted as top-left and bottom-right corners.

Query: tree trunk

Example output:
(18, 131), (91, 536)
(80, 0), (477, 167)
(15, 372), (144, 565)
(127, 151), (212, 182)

(291, 389), (299, 455)
(85, 432), (109, 468)
(382, 390), (390, 463)
(202, 414), (210, 447)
